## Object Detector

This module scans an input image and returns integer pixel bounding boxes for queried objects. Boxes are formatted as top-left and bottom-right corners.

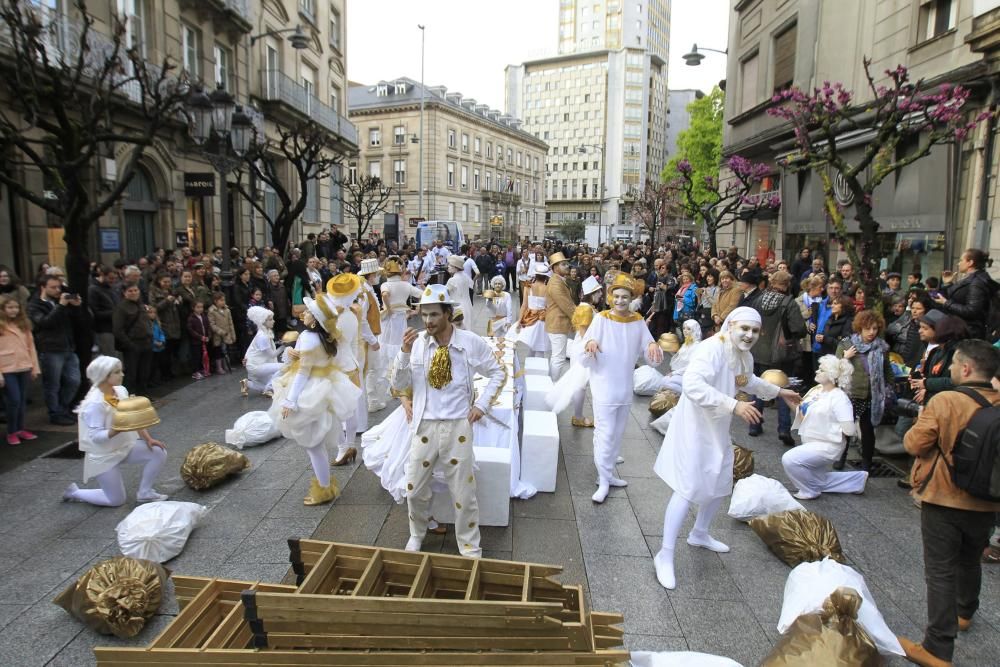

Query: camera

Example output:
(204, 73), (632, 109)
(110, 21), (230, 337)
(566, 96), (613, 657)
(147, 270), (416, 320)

(895, 398), (922, 418)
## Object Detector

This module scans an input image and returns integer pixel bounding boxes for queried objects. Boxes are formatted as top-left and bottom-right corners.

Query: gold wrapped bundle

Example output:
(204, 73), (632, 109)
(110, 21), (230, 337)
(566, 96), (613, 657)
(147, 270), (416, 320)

(761, 587), (881, 667)
(733, 444), (755, 482)
(53, 556), (167, 638)
(180, 442), (251, 490)
(648, 389), (679, 418)
(749, 509), (846, 567)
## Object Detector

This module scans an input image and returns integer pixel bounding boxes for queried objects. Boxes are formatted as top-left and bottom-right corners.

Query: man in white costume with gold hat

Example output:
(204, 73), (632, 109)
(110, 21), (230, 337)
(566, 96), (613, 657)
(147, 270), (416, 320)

(581, 273), (663, 504)
(380, 256), (422, 360)
(652, 306), (801, 589)
(391, 284), (506, 558)
(358, 258), (387, 412)
(445, 255), (474, 332)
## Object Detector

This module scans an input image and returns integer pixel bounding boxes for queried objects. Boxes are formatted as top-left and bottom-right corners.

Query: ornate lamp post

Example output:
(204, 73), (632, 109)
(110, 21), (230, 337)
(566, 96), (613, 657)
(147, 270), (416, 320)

(185, 85), (254, 291)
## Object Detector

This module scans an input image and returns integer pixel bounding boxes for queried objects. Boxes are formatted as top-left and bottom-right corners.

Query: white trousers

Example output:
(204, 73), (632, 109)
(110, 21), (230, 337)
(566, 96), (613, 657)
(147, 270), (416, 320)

(572, 387), (586, 420)
(548, 333), (569, 381)
(593, 404), (629, 483)
(247, 362), (283, 393)
(68, 441), (167, 507)
(406, 419), (481, 557)
(782, 442), (868, 497)
(365, 345), (390, 411)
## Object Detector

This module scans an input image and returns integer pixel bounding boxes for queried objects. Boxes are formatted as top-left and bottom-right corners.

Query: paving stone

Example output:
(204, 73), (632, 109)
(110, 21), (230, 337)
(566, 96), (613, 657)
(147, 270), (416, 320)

(335, 464), (397, 505)
(238, 458), (309, 490)
(46, 613), (175, 667)
(0, 599), (84, 666)
(512, 517), (588, 594)
(640, 534), (743, 602)
(626, 476), (670, 536)
(0, 538), (109, 605)
(671, 597), (773, 667)
(584, 552), (680, 636)
(311, 501), (392, 545)
(574, 496), (650, 557)
(227, 518), (320, 565)
(482, 550), (512, 561)
(479, 523), (513, 552)
(163, 538), (237, 576)
(511, 455), (575, 520)
(0, 603), (28, 632)
(623, 634), (689, 653)
(562, 454), (627, 500)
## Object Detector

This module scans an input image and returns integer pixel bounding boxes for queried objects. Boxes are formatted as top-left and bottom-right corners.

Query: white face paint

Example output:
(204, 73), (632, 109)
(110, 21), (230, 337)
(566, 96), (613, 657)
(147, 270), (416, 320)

(682, 321), (700, 342)
(611, 288), (632, 314)
(729, 320), (760, 351)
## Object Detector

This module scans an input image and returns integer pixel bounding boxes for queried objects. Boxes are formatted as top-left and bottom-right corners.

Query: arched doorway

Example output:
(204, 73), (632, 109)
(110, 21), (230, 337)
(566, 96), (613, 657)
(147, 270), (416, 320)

(122, 167), (157, 260)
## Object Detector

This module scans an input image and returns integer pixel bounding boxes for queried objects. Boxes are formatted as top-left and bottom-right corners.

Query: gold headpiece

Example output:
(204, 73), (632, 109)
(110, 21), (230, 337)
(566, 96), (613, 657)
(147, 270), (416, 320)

(571, 304), (595, 331)
(605, 273), (639, 306)
(326, 273), (363, 308)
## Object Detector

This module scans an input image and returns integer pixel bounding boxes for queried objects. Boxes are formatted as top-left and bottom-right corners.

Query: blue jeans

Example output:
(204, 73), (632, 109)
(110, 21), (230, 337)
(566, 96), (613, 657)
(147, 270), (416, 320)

(752, 395), (792, 434)
(2, 371), (29, 434)
(38, 351), (80, 418)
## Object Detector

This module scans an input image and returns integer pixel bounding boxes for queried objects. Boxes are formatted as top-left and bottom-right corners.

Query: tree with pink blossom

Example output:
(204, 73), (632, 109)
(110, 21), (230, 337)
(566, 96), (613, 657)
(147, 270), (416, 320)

(769, 57), (989, 307)
(665, 155), (780, 256)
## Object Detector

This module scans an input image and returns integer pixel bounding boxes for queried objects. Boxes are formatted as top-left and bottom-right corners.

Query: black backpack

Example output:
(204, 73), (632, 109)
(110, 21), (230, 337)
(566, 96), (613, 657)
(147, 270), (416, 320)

(938, 387), (1000, 502)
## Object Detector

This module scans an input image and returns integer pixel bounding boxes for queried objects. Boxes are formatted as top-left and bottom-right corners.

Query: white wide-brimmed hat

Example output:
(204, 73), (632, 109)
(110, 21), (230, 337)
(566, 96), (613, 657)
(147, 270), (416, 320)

(447, 255), (465, 271)
(581, 276), (602, 296)
(303, 293), (339, 334)
(418, 283), (457, 307)
(358, 258), (381, 276)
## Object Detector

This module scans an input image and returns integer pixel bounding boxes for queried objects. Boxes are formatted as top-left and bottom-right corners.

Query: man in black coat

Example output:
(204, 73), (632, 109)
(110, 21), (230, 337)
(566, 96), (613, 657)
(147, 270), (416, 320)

(934, 248), (998, 340)
(88, 265), (119, 357)
(28, 276), (82, 425)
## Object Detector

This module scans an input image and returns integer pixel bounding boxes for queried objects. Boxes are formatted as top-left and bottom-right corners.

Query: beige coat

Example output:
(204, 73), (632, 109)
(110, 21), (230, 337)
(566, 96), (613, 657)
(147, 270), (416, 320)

(711, 284), (741, 323)
(545, 273), (575, 335)
(208, 305), (236, 346)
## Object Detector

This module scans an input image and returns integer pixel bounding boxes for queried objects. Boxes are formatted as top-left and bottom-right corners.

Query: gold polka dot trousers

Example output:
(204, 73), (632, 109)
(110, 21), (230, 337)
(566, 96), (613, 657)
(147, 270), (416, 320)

(405, 418), (482, 557)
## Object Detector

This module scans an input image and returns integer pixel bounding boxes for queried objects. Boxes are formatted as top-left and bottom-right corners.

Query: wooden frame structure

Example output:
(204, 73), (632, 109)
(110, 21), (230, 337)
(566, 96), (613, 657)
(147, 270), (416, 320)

(94, 539), (628, 667)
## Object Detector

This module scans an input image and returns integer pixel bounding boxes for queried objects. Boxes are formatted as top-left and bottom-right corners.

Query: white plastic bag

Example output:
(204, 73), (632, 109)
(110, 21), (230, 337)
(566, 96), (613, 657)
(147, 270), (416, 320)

(225, 411), (280, 449)
(778, 558), (904, 656)
(728, 474), (804, 521)
(650, 408), (673, 434)
(631, 651), (743, 667)
(633, 365), (667, 396)
(116, 501), (208, 563)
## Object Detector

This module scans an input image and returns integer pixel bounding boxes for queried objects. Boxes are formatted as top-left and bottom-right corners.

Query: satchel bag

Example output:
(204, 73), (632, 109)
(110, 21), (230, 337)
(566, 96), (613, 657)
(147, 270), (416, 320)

(771, 296), (800, 364)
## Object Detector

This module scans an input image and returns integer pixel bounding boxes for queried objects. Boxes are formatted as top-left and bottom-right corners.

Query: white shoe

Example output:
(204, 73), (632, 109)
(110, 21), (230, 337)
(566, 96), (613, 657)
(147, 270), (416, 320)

(793, 491), (820, 500)
(686, 531), (730, 553)
(405, 536), (423, 552)
(608, 477), (628, 488)
(616, 456), (625, 464)
(592, 482), (610, 504)
(653, 549), (676, 589)
(62, 483), (79, 502)
(136, 491), (169, 503)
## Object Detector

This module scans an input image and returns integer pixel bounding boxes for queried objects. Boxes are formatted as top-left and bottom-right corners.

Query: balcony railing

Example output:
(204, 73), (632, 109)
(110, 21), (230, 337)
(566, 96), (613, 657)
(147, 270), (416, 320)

(259, 69), (358, 149)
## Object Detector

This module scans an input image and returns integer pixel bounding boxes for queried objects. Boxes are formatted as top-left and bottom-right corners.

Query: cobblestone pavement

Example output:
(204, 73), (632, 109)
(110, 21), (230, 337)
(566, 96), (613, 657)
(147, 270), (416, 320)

(0, 298), (997, 665)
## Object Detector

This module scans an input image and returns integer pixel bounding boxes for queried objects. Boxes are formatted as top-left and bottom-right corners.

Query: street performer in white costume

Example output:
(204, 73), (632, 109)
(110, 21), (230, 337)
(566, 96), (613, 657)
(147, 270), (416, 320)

(484, 275), (513, 338)
(391, 284), (506, 558)
(652, 306), (801, 589)
(358, 258), (387, 413)
(547, 276), (604, 428)
(380, 256), (422, 360)
(327, 273), (369, 465)
(581, 273), (663, 504)
(241, 306), (284, 396)
(782, 354), (868, 499)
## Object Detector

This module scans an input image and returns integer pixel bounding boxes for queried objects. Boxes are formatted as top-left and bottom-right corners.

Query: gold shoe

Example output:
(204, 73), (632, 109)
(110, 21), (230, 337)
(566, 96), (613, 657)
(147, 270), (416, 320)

(332, 447), (358, 466)
(240, 378), (248, 397)
(303, 477), (340, 506)
(571, 417), (595, 428)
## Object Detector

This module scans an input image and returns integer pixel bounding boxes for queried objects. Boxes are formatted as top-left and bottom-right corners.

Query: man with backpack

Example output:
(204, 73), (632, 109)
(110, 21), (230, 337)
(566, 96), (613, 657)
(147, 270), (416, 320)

(898, 339), (1000, 667)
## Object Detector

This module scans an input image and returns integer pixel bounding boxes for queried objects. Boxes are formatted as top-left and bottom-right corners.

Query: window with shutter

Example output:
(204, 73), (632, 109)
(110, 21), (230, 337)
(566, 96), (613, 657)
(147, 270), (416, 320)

(740, 53), (759, 111)
(772, 24), (796, 92)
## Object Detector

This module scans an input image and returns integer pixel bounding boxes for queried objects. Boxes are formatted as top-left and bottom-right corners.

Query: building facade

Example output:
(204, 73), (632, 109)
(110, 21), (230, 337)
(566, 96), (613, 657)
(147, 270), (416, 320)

(0, 0), (356, 278)
(348, 79), (548, 243)
(664, 89), (701, 163)
(505, 0), (671, 245)
(723, 0), (1000, 277)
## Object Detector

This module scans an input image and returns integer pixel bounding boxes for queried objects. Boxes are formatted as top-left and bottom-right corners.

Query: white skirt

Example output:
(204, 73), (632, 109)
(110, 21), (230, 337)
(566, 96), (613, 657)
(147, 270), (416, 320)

(268, 372), (360, 450)
(516, 321), (550, 353)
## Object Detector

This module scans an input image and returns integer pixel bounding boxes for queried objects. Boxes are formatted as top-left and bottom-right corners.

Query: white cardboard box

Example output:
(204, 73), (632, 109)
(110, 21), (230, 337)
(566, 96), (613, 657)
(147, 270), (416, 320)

(429, 446), (511, 527)
(524, 374), (554, 411)
(524, 356), (549, 376)
(522, 410), (559, 493)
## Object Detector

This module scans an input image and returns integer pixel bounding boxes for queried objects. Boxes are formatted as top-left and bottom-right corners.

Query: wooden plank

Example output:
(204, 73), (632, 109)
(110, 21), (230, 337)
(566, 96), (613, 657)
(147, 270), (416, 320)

(148, 581), (220, 649)
(464, 559), (481, 600)
(201, 583), (257, 649)
(262, 632), (576, 651)
(409, 554), (430, 599)
(521, 565), (532, 602)
(296, 544), (337, 594)
(250, 591), (562, 617)
(253, 611), (560, 632)
(351, 548), (383, 597)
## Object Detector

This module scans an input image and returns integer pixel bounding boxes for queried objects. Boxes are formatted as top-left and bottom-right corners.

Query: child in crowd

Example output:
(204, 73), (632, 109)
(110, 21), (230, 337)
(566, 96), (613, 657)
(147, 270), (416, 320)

(149, 306), (169, 387)
(208, 291), (236, 375)
(187, 301), (211, 380)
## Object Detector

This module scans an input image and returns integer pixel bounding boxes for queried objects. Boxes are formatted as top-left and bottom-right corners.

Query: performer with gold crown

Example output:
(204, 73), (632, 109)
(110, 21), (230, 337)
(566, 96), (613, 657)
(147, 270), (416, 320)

(327, 273), (367, 465)
(547, 276), (604, 428)
(581, 273), (663, 503)
(380, 256), (422, 361)
(268, 291), (360, 505)
(391, 284), (506, 558)
(357, 258), (385, 413)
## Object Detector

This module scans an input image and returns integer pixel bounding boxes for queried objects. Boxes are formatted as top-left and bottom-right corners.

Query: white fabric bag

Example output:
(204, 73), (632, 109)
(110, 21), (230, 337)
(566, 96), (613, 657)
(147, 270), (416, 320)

(727, 474), (804, 521)
(116, 501), (208, 563)
(631, 651), (743, 667)
(778, 558), (904, 656)
(650, 407), (674, 435)
(225, 411), (280, 449)
(633, 365), (667, 396)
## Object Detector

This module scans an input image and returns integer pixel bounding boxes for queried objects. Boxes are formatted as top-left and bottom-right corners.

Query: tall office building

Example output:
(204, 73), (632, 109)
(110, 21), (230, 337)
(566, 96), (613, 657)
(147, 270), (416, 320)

(505, 0), (670, 244)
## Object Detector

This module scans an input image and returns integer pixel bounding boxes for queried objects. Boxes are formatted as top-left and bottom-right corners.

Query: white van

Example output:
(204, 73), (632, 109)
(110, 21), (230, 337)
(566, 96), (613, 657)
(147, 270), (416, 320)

(415, 220), (465, 252)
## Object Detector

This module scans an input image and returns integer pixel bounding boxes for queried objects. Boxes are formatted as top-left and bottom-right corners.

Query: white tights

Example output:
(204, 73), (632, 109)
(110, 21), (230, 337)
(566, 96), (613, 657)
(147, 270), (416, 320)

(654, 492), (726, 589)
(69, 442), (167, 507)
(572, 387), (586, 420)
(305, 444), (331, 487)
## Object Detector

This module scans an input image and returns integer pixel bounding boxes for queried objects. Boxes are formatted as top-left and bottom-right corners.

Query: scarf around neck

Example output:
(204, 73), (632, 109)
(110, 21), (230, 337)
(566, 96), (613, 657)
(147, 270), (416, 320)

(850, 332), (889, 425)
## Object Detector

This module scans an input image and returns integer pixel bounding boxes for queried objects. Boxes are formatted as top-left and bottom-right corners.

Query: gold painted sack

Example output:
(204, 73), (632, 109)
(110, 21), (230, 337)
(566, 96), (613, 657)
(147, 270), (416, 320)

(749, 509), (846, 567)
(53, 556), (167, 638)
(180, 442), (250, 490)
(733, 444), (755, 482)
(648, 389), (679, 418)
(760, 587), (880, 666)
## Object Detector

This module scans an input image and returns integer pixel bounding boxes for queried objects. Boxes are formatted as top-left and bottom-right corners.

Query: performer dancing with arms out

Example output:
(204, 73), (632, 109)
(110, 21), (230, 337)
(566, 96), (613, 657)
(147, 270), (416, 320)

(652, 306), (801, 589)
(581, 274), (663, 504)
(391, 284), (506, 558)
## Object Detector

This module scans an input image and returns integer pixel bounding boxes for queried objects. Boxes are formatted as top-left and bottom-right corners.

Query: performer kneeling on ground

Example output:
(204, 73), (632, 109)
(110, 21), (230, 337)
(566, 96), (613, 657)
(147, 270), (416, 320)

(64, 356), (168, 506)
(242, 306), (283, 396)
(782, 354), (868, 499)
(269, 292), (360, 506)
(581, 274), (663, 504)
(391, 284), (506, 558)
(652, 307), (801, 589)
(485, 275), (513, 338)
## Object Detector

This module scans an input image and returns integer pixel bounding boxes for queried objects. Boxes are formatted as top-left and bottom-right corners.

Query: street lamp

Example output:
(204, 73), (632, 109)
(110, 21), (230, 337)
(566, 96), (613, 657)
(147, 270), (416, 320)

(185, 85), (257, 291)
(250, 24), (309, 49)
(396, 133), (418, 216)
(682, 43), (727, 67)
(577, 144), (606, 245)
(417, 24), (426, 219)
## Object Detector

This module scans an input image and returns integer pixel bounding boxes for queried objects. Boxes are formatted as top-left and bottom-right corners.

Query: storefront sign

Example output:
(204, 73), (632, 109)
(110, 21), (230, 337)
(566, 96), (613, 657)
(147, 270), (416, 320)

(184, 172), (215, 197)
(99, 228), (121, 252)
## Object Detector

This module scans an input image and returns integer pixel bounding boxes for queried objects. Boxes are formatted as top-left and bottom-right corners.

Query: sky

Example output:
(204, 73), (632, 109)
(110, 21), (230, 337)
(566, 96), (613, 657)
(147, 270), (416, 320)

(346, 0), (730, 114)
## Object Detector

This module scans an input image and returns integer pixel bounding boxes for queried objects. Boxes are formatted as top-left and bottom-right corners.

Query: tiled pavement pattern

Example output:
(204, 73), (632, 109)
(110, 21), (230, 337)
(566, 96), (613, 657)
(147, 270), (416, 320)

(0, 298), (997, 665)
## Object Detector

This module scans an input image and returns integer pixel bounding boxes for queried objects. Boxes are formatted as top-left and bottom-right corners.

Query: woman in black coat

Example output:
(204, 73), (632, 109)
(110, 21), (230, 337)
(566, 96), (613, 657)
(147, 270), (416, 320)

(933, 248), (998, 339)
(815, 296), (854, 357)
